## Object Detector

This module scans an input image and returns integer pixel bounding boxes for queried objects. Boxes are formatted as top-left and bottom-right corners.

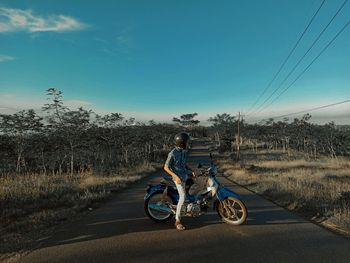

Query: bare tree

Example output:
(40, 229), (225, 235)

(0, 110), (43, 173)
(172, 113), (200, 128)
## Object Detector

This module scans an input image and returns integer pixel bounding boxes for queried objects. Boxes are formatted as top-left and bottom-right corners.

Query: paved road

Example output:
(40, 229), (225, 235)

(20, 139), (350, 263)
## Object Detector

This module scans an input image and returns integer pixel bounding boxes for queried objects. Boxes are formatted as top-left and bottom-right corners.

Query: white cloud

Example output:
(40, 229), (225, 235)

(116, 35), (130, 45)
(0, 54), (15, 62)
(94, 37), (109, 44)
(0, 7), (88, 33)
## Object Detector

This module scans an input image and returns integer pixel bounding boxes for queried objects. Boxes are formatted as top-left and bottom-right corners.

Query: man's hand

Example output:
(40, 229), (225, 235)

(164, 165), (182, 184)
(174, 176), (181, 184)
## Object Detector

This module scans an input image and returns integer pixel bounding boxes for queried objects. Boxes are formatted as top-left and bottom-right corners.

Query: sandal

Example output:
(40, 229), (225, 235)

(175, 221), (186, 230)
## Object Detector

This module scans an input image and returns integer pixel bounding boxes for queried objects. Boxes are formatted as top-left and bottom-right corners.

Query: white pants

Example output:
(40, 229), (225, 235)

(174, 181), (186, 221)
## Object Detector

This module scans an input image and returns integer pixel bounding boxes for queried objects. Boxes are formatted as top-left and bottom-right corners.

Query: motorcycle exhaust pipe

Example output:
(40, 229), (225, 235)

(148, 203), (173, 213)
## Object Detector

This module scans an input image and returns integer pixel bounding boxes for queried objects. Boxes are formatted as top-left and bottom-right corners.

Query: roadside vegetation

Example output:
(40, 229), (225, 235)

(217, 151), (350, 236)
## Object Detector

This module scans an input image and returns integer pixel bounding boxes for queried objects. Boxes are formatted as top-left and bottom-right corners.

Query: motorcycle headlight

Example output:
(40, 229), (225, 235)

(207, 177), (218, 196)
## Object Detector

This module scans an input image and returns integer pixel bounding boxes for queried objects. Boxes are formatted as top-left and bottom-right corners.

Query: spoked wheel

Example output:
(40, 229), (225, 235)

(217, 197), (247, 225)
(144, 190), (176, 222)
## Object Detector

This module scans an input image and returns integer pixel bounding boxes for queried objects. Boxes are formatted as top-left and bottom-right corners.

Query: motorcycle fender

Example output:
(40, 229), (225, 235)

(144, 184), (166, 200)
(144, 184), (178, 201)
(213, 188), (241, 210)
(216, 187), (241, 202)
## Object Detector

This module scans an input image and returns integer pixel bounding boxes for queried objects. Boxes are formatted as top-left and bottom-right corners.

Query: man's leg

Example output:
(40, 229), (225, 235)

(174, 181), (186, 230)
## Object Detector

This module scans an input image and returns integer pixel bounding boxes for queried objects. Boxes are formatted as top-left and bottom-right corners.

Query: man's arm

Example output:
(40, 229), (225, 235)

(164, 165), (181, 184)
(164, 151), (182, 184)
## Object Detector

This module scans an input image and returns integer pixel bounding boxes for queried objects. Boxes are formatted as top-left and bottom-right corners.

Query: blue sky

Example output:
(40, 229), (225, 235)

(0, 0), (349, 124)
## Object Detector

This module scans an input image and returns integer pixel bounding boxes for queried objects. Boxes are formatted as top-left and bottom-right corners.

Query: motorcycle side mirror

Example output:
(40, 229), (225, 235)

(197, 163), (202, 168)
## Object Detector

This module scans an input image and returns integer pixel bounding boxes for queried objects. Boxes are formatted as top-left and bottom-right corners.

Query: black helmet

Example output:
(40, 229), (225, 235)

(174, 132), (190, 149)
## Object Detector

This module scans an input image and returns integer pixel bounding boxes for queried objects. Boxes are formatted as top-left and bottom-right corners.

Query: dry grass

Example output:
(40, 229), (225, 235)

(218, 151), (350, 236)
(0, 162), (159, 261)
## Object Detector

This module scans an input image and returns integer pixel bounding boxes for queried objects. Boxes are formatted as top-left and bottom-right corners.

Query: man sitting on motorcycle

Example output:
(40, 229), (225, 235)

(164, 132), (195, 230)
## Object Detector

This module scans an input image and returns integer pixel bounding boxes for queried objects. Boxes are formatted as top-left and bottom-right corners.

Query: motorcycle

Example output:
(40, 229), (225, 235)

(144, 156), (248, 226)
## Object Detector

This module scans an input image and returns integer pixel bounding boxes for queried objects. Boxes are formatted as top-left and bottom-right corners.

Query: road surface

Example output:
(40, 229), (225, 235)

(19, 139), (350, 263)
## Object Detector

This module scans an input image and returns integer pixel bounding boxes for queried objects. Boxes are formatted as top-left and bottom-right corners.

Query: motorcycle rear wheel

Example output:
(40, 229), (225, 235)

(217, 197), (247, 225)
(144, 190), (176, 223)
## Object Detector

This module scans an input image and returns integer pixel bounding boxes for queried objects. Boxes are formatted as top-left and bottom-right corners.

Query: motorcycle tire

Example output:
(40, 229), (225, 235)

(144, 190), (176, 223)
(216, 197), (247, 226)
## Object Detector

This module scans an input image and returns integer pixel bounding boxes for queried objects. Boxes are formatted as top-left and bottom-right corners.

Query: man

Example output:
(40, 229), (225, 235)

(164, 132), (194, 230)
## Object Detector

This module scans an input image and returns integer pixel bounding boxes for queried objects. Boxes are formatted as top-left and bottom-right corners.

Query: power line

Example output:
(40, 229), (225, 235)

(259, 99), (350, 122)
(245, 0), (326, 116)
(250, 0), (348, 116)
(255, 17), (350, 115)
(250, 0), (348, 117)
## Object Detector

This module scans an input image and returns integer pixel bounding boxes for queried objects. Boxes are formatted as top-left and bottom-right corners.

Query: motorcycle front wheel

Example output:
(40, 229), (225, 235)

(217, 197), (247, 225)
(144, 190), (176, 223)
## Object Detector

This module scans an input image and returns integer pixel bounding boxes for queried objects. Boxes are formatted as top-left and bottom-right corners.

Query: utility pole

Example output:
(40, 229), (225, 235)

(236, 111), (240, 158)
(235, 111), (246, 158)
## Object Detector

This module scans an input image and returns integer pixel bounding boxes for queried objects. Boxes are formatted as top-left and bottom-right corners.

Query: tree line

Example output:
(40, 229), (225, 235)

(207, 113), (350, 158)
(1, 90), (348, 176)
(0, 88), (185, 176)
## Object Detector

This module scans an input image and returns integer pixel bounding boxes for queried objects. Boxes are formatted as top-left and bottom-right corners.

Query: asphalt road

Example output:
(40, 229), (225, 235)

(19, 139), (350, 263)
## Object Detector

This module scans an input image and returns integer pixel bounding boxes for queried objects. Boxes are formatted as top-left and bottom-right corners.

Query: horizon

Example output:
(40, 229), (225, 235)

(1, 89), (349, 126)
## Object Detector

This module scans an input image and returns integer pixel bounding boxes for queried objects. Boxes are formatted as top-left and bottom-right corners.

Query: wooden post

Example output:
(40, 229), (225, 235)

(236, 111), (240, 158)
